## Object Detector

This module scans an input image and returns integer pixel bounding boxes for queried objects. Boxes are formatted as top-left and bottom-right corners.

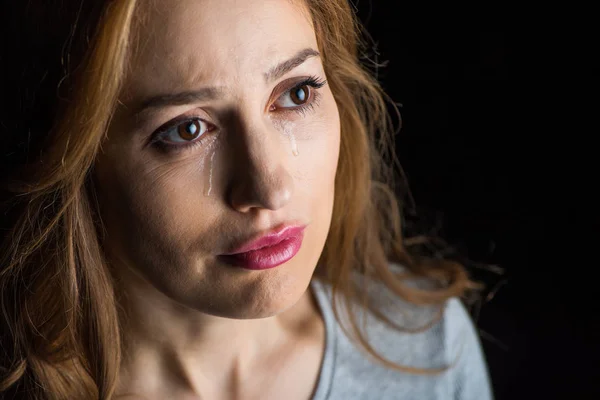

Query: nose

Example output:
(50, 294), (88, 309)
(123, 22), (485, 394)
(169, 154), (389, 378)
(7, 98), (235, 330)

(226, 119), (294, 213)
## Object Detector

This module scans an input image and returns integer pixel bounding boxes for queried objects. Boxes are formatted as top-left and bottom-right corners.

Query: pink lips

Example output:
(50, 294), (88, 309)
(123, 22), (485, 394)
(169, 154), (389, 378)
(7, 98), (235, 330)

(218, 225), (306, 270)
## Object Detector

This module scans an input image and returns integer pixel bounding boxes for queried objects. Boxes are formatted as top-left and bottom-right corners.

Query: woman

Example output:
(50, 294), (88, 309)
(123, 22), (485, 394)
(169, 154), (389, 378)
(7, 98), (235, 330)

(0, 0), (492, 399)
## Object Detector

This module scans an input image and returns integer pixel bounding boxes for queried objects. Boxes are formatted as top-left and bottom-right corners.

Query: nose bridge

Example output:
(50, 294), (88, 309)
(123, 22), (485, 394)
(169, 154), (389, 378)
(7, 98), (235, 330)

(226, 109), (294, 212)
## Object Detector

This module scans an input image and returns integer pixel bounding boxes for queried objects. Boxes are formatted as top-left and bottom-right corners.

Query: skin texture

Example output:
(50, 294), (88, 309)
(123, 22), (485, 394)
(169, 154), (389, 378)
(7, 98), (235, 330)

(93, 0), (340, 398)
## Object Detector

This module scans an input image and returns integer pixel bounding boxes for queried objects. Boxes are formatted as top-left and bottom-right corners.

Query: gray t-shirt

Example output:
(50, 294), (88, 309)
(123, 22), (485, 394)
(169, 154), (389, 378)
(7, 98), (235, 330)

(309, 271), (494, 400)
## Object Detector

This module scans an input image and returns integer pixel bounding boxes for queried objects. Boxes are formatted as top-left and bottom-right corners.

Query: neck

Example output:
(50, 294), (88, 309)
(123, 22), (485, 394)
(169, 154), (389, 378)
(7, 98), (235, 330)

(113, 263), (321, 397)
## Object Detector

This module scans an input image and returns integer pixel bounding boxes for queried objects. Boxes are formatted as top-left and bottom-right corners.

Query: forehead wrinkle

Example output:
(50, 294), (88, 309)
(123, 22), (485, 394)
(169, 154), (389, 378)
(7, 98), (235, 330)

(162, 50), (213, 93)
(129, 1), (217, 86)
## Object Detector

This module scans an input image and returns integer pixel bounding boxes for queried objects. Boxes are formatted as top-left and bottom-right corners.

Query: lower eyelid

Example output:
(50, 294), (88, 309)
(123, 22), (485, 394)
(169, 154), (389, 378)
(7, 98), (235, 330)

(153, 137), (205, 154)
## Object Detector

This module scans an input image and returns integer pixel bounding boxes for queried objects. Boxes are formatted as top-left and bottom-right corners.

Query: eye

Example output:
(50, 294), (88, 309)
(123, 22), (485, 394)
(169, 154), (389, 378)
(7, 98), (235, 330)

(270, 76), (327, 113)
(160, 118), (210, 144)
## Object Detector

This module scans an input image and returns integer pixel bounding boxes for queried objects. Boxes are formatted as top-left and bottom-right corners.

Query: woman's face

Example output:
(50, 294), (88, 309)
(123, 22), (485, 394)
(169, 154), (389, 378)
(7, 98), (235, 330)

(94, 0), (340, 319)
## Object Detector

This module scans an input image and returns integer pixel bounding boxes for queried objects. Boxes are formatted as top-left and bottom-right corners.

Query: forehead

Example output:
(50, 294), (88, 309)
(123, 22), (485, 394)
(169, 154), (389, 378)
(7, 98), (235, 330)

(125, 0), (317, 96)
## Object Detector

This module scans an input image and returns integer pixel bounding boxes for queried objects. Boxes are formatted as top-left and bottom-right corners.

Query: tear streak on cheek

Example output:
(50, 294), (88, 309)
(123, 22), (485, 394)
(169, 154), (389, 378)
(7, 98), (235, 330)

(205, 145), (218, 197)
(133, 137), (220, 195)
(284, 122), (300, 157)
(275, 120), (300, 157)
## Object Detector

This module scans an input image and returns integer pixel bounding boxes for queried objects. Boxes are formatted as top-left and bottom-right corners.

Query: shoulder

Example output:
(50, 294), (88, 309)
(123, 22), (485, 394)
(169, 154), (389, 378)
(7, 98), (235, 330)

(441, 297), (494, 399)
(384, 262), (493, 399)
(384, 262), (494, 399)
(311, 262), (493, 399)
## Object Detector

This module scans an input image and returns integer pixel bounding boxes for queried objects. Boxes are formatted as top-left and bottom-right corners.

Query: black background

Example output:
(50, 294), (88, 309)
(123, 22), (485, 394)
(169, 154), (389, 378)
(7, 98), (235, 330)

(354, 2), (599, 399)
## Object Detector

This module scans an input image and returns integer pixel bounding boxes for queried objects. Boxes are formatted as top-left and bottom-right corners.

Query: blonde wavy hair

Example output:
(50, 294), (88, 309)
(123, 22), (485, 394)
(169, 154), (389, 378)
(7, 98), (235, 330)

(0, 0), (477, 398)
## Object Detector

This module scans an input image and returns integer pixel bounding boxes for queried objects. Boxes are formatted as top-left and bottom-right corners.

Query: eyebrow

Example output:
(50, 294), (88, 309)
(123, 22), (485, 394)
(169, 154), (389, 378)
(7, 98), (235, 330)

(133, 87), (224, 117)
(132, 48), (320, 116)
(264, 48), (321, 83)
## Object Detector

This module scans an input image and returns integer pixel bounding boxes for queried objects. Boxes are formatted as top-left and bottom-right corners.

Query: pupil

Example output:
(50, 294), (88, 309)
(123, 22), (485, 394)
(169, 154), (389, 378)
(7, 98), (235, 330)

(186, 122), (198, 135)
(294, 87), (307, 103)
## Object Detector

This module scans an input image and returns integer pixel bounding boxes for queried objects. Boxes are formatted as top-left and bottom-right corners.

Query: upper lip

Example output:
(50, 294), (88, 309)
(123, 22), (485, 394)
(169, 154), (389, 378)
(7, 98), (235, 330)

(220, 223), (307, 255)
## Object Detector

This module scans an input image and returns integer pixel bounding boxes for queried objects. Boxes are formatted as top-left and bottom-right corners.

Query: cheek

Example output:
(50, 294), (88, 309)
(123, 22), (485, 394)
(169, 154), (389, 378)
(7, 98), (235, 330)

(297, 98), (340, 190)
(286, 101), (340, 241)
(94, 146), (217, 269)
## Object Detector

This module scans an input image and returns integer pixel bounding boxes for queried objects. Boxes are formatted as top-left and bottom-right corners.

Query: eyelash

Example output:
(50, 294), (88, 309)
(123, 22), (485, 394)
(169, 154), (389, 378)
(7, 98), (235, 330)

(149, 76), (327, 154)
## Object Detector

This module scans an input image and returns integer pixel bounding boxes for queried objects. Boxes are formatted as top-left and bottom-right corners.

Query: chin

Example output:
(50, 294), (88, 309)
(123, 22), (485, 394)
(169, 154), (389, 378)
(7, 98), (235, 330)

(194, 259), (314, 320)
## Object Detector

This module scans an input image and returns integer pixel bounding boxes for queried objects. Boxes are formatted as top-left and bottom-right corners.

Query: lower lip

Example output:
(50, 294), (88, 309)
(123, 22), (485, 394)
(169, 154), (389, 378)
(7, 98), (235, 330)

(218, 230), (305, 270)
